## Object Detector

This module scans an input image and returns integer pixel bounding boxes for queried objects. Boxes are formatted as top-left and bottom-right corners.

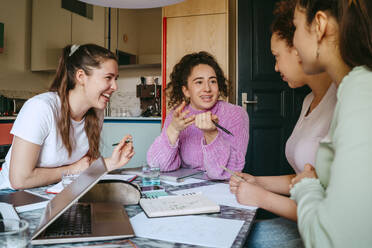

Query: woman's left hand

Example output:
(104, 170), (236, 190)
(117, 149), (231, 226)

(194, 111), (218, 132)
(289, 163), (317, 189)
(195, 112), (219, 144)
(105, 134), (135, 171)
(233, 180), (267, 207)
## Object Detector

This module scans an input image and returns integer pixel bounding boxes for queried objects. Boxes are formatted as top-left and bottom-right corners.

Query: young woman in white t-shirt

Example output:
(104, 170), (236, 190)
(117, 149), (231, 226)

(229, 0), (336, 221)
(0, 44), (134, 190)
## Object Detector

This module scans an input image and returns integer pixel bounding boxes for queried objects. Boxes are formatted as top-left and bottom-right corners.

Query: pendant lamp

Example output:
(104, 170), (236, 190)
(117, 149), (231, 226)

(77, 0), (185, 9)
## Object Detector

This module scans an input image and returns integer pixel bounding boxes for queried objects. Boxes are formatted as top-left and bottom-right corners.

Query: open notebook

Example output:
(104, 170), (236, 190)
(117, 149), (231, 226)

(139, 193), (220, 218)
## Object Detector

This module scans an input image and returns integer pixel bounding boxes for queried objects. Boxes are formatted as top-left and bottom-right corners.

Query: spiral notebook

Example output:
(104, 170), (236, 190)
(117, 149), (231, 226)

(139, 193), (220, 218)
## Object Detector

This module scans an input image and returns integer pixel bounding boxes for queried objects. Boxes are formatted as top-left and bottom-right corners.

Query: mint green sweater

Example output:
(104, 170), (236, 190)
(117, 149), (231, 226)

(290, 66), (372, 248)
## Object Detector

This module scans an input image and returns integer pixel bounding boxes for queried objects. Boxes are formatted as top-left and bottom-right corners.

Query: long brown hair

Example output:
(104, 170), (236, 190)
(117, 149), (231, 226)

(166, 51), (228, 109)
(49, 44), (117, 159)
(339, 0), (372, 70)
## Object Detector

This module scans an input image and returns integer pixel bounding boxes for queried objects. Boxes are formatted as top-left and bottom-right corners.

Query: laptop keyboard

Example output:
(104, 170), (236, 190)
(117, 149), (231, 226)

(43, 203), (92, 237)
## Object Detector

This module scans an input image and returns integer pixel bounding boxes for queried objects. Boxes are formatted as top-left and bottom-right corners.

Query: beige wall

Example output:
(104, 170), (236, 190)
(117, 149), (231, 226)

(0, 0), (53, 96)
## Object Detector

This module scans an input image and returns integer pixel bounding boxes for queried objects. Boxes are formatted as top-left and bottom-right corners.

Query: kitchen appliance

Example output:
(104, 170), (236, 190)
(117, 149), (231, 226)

(136, 77), (161, 117)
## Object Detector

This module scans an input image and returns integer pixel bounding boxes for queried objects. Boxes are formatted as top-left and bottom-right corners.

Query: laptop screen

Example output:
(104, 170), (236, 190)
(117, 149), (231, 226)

(32, 157), (108, 239)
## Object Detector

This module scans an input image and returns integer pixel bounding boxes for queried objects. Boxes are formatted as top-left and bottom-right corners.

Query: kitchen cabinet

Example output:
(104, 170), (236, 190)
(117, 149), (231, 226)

(165, 14), (228, 84)
(164, 0), (227, 17)
(107, 8), (162, 65)
(31, 0), (105, 71)
(100, 118), (161, 168)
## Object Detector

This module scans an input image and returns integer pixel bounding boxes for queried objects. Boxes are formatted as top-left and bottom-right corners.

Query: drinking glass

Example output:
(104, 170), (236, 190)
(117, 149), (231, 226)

(142, 163), (160, 186)
(0, 219), (30, 248)
(149, 163), (161, 186)
(142, 164), (152, 186)
(61, 170), (80, 188)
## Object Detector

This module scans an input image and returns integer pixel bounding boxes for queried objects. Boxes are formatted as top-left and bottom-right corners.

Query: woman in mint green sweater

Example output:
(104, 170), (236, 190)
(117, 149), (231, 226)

(290, 0), (372, 247)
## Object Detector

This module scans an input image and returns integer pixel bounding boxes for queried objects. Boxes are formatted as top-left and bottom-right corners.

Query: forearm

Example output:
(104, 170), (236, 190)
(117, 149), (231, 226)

(166, 125), (180, 146)
(256, 174), (295, 195)
(9, 165), (69, 189)
(259, 189), (298, 221)
(147, 130), (181, 171)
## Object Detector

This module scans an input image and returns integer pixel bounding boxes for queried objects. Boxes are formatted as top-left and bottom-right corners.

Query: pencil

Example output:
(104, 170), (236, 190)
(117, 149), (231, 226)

(218, 165), (245, 182)
(212, 120), (234, 136)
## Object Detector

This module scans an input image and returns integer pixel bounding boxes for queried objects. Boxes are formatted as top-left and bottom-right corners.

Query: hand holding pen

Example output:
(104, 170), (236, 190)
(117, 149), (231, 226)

(218, 164), (257, 192)
(195, 112), (234, 136)
(106, 135), (135, 171)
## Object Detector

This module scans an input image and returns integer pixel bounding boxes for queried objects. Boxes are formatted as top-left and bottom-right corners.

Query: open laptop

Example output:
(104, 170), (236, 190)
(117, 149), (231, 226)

(31, 157), (135, 245)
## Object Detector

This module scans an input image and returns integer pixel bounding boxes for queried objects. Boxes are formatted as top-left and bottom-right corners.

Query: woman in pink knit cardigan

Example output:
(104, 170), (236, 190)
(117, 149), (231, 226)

(147, 51), (249, 179)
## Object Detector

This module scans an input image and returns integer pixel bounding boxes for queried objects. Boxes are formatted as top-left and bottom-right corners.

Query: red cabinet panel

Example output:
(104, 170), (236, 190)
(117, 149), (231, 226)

(0, 123), (13, 145)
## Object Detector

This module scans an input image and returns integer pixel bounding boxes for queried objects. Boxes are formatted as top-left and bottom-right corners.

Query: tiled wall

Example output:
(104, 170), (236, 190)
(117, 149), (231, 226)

(108, 67), (161, 117)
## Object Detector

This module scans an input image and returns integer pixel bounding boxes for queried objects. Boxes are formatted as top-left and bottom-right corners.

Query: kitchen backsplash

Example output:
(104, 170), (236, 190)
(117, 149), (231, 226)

(1, 67), (161, 117)
(110, 67), (161, 116)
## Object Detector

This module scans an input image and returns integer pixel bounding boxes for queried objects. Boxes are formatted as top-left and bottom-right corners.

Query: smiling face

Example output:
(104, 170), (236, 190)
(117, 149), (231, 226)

(81, 58), (119, 110)
(182, 64), (219, 111)
(271, 33), (306, 88)
(293, 8), (323, 75)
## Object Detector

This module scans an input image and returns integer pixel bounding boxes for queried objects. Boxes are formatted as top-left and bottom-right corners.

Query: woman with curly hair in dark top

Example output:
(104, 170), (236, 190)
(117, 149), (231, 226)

(147, 51), (249, 179)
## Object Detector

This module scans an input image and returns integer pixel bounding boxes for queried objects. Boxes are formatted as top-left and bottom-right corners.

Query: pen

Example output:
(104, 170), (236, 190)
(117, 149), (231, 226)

(127, 175), (137, 183)
(112, 139), (132, 146)
(177, 171), (204, 181)
(212, 120), (234, 136)
(218, 165), (245, 182)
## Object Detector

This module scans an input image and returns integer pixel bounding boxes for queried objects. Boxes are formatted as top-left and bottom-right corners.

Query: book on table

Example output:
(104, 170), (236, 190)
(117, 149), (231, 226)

(139, 192), (220, 218)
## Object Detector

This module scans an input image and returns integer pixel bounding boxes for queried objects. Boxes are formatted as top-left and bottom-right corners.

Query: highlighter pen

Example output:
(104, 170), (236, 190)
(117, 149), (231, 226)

(212, 120), (234, 136)
(112, 139), (132, 146)
(218, 165), (245, 182)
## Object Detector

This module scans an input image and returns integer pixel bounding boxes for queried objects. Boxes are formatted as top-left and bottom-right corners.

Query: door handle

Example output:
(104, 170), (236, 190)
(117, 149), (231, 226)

(242, 93), (258, 109)
(243, 100), (258, 104)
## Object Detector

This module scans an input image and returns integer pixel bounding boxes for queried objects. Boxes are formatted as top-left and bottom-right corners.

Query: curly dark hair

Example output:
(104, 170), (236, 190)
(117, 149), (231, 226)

(166, 51), (228, 109)
(271, 0), (297, 47)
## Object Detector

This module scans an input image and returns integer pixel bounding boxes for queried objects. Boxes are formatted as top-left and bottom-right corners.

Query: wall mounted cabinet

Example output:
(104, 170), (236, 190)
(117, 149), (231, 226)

(31, 0), (104, 71)
(108, 8), (162, 65)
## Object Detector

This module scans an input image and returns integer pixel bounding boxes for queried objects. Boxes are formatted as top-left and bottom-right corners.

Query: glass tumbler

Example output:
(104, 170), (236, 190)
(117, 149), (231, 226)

(61, 170), (80, 188)
(0, 219), (30, 248)
(142, 164), (160, 186)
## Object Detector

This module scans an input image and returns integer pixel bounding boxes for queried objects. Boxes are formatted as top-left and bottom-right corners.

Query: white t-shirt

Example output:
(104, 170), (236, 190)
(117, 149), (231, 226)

(0, 92), (90, 189)
(285, 83), (337, 173)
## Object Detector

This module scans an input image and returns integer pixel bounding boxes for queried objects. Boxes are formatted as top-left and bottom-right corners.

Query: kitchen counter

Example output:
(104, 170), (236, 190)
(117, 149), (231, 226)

(101, 118), (162, 168)
(104, 116), (161, 123)
(0, 116), (17, 123)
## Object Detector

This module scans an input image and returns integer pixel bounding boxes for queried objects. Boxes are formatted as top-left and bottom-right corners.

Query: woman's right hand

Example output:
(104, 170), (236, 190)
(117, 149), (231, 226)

(229, 172), (256, 194)
(69, 156), (91, 174)
(167, 101), (195, 145)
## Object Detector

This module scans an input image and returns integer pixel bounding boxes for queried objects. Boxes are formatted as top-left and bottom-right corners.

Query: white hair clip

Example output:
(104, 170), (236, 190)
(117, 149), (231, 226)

(69, 44), (80, 57)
